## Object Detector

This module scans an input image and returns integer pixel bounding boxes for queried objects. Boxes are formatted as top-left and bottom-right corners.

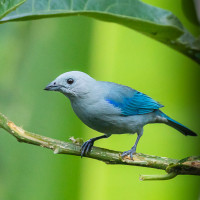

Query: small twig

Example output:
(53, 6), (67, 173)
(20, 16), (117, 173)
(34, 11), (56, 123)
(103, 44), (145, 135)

(0, 112), (199, 181)
(140, 172), (177, 181)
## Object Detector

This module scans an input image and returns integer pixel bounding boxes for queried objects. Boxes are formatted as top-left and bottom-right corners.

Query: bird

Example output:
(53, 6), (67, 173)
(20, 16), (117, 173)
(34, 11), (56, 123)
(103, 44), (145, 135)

(44, 71), (197, 158)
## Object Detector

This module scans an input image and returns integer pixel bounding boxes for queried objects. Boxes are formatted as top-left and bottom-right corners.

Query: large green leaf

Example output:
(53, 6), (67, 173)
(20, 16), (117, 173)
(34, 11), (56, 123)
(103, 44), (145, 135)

(0, 0), (26, 20)
(0, 0), (200, 64)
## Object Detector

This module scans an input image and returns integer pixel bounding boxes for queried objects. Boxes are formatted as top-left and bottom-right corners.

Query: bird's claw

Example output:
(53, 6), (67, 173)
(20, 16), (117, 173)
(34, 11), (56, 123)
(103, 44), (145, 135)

(81, 139), (94, 157)
(121, 147), (136, 159)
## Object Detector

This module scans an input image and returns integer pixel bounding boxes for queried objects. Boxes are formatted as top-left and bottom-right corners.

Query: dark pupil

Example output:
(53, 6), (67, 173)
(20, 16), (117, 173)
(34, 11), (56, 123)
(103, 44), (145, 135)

(67, 78), (74, 84)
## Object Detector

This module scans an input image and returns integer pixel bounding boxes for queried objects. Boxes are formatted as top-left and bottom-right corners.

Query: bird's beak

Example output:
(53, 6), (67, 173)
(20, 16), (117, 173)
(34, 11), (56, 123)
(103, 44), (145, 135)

(44, 81), (61, 91)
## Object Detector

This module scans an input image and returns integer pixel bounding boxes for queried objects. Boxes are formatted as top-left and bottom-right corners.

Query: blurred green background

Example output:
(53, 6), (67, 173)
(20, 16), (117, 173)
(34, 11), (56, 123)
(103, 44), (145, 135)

(0, 0), (200, 199)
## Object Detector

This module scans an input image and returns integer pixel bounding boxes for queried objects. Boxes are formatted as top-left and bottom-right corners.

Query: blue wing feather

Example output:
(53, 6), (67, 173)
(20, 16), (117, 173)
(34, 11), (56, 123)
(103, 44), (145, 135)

(105, 83), (163, 116)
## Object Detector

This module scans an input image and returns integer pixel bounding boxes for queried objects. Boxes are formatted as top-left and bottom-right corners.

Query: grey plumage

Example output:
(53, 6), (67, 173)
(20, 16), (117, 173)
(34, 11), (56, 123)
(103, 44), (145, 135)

(45, 71), (197, 158)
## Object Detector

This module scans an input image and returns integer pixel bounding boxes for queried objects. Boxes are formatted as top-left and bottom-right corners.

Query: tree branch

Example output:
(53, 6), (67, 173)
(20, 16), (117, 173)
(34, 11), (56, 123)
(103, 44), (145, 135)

(0, 112), (199, 181)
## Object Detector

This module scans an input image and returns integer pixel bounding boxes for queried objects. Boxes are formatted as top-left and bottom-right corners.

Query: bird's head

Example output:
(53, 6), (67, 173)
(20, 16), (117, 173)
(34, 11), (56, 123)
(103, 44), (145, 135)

(44, 71), (95, 99)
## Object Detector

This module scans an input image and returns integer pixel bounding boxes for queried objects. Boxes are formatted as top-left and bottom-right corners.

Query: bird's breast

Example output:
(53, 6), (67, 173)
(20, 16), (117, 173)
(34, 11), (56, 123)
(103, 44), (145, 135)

(71, 98), (124, 133)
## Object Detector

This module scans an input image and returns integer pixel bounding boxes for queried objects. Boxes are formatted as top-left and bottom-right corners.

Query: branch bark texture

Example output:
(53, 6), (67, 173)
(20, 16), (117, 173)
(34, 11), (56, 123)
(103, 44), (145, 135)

(0, 112), (199, 180)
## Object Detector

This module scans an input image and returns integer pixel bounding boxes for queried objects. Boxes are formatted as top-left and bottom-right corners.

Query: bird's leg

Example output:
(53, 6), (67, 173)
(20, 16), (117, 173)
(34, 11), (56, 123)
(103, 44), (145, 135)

(81, 135), (110, 157)
(121, 129), (143, 159)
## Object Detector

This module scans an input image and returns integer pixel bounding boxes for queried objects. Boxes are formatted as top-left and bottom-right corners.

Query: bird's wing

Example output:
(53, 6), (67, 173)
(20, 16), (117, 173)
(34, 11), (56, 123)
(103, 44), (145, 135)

(105, 84), (163, 116)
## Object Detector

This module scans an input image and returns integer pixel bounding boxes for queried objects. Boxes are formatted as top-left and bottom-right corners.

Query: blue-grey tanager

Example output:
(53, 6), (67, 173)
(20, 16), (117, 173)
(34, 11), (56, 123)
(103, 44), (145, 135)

(45, 71), (197, 158)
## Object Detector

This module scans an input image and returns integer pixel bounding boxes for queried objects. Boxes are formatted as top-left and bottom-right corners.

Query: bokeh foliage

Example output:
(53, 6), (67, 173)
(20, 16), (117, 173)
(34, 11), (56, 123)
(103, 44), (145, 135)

(0, 0), (199, 200)
(1, 0), (200, 64)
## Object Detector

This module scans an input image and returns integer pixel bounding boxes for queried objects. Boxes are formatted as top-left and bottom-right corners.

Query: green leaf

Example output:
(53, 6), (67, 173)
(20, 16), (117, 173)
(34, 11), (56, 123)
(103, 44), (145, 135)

(182, 0), (199, 26)
(1, 0), (200, 64)
(0, 0), (26, 20)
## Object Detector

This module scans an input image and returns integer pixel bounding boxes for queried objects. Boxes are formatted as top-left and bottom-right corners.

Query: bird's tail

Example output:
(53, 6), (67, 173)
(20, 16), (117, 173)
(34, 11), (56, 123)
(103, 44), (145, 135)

(158, 110), (197, 136)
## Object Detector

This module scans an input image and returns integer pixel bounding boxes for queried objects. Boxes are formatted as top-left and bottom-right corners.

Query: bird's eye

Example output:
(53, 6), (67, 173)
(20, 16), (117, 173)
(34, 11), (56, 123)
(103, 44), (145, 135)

(67, 78), (74, 85)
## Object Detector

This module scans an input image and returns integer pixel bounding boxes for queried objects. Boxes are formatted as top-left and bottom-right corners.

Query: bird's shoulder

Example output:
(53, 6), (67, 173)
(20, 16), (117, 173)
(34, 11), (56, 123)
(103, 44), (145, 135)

(99, 81), (137, 100)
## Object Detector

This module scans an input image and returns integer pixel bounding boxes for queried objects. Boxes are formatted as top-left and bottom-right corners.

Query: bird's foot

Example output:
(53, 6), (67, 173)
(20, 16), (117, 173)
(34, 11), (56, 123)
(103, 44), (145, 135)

(81, 139), (94, 157)
(121, 147), (136, 159)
